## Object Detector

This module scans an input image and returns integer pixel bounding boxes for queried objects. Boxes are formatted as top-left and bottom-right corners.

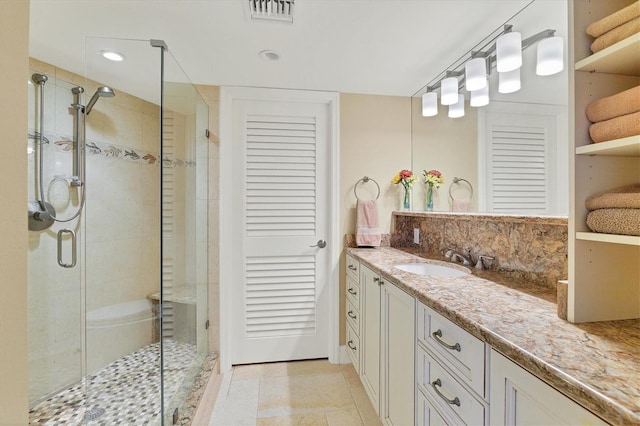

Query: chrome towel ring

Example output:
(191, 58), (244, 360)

(449, 177), (473, 202)
(354, 176), (380, 200)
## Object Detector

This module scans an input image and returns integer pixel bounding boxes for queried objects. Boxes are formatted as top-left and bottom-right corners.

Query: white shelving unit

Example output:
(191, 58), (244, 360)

(568, 0), (640, 322)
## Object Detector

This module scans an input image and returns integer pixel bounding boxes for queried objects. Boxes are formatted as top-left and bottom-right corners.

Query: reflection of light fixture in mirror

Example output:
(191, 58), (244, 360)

(536, 36), (564, 76)
(499, 68), (521, 93)
(422, 92), (438, 117)
(465, 56), (487, 91)
(496, 31), (522, 72)
(448, 94), (465, 118)
(441, 77), (459, 105)
(100, 50), (125, 62)
(470, 85), (489, 107)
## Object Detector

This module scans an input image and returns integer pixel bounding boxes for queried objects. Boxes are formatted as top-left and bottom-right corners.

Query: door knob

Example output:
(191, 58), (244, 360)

(310, 239), (327, 248)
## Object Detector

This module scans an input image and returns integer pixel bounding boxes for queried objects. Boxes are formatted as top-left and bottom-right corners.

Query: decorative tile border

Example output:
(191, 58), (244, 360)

(27, 129), (195, 168)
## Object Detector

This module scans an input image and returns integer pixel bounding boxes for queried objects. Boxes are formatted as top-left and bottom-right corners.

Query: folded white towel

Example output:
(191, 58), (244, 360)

(355, 199), (381, 247)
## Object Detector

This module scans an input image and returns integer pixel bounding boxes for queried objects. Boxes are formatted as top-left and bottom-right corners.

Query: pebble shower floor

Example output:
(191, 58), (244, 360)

(29, 340), (196, 425)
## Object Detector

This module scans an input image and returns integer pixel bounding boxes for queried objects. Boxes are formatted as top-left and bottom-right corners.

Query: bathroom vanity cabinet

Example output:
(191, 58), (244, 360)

(569, 0), (640, 322)
(354, 263), (415, 425)
(490, 350), (606, 425)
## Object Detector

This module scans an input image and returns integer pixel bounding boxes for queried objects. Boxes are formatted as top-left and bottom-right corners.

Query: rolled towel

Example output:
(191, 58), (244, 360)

(586, 0), (640, 38)
(589, 111), (640, 143)
(586, 85), (640, 123)
(586, 183), (640, 210)
(586, 208), (640, 236)
(591, 16), (640, 53)
(355, 199), (381, 247)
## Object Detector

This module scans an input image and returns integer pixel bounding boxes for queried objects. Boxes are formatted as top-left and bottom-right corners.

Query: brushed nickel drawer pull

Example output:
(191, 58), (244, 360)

(348, 340), (357, 351)
(348, 288), (357, 295)
(431, 378), (461, 406)
(348, 264), (357, 271)
(432, 329), (461, 352)
(348, 310), (357, 319)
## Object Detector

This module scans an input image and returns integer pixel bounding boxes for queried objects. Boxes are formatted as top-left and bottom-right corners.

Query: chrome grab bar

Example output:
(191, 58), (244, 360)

(57, 229), (77, 268)
(432, 329), (462, 352)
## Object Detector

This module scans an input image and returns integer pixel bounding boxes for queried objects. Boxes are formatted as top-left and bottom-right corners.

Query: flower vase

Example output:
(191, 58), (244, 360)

(402, 187), (411, 211)
(426, 185), (434, 211)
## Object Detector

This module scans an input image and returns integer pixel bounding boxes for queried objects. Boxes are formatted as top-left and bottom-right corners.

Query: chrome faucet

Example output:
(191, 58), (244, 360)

(445, 248), (473, 266)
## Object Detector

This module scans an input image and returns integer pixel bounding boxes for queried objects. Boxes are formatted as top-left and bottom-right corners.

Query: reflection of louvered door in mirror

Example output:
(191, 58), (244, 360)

(230, 97), (330, 365)
(480, 104), (567, 215)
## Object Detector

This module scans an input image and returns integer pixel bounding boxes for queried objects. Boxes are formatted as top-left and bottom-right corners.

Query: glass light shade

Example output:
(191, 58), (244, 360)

(499, 68), (521, 93)
(496, 31), (522, 72)
(421, 92), (438, 117)
(470, 85), (489, 107)
(441, 77), (459, 105)
(536, 36), (564, 76)
(448, 94), (465, 118)
(465, 57), (487, 91)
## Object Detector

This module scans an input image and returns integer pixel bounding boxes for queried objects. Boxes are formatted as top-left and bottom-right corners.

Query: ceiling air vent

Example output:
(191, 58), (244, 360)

(249, 0), (294, 23)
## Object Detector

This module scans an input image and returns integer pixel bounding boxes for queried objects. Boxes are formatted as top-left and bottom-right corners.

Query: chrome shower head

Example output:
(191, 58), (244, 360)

(85, 86), (115, 115)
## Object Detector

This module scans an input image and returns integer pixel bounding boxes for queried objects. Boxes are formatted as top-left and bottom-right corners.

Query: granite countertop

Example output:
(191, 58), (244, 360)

(346, 246), (640, 426)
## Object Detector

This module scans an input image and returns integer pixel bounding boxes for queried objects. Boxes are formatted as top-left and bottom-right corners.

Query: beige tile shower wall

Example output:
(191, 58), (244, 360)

(339, 93), (411, 344)
(0, 1), (29, 423)
(393, 212), (568, 288)
(195, 84), (220, 354)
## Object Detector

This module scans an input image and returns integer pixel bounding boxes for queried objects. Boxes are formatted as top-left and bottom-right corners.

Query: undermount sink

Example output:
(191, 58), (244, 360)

(394, 262), (470, 277)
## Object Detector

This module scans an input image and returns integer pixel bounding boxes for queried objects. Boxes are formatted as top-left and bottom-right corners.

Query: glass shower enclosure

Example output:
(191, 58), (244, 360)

(27, 38), (209, 424)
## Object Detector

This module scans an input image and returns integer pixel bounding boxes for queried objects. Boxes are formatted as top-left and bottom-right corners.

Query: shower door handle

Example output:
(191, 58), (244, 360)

(57, 229), (77, 268)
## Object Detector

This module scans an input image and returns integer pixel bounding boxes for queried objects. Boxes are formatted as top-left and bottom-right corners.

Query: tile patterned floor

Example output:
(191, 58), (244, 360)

(209, 360), (382, 426)
(29, 340), (197, 425)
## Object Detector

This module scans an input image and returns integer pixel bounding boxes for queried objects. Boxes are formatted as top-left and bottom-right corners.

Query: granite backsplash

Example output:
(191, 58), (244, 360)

(391, 212), (568, 289)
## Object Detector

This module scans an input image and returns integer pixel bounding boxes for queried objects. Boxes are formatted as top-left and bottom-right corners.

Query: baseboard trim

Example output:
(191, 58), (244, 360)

(338, 345), (351, 364)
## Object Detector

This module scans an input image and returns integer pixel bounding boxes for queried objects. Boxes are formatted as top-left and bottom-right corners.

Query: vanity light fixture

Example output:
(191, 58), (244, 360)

(465, 55), (488, 91)
(448, 94), (465, 118)
(415, 19), (563, 118)
(440, 75), (460, 105)
(496, 30), (522, 72)
(421, 92), (438, 117)
(536, 36), (564, 76)
(100, 50), (125, 62)
(470, 85), (489, 107)
(498, 68), (521, 93)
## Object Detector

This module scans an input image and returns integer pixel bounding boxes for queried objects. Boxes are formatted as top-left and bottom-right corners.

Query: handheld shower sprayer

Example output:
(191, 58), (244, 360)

(85, 86), (115, 115)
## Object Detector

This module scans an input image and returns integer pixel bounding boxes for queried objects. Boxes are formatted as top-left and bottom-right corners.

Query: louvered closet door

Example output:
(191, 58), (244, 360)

(230, 99), (329, 364)
(483, 111), (557, 214)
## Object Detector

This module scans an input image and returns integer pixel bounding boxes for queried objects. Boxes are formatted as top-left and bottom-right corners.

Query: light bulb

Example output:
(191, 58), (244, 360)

(499, 68), (521, 94)
(470, 85), (489, 107)
(496, 32), (522, 72)
(537, 36), (564, 76)
(441, 77), (459, 105)
(448, 94), (465, 118)
(422, 92), (438, 117)
(465, 57), (487, 91)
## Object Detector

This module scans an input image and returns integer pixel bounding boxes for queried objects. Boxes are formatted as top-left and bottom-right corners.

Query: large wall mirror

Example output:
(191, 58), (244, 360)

(411, 0), (569, 216)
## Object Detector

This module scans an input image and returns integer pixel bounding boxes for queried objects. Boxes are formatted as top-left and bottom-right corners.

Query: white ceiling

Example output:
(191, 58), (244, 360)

(29, 0), (567, 102)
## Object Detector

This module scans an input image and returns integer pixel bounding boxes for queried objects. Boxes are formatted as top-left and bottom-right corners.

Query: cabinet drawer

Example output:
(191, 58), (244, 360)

(346, 298), (360, 335)
(417, 346), (486, 426)
(417, 389), (452, 426)
(346, 324), (360, 374)
(346, 253), (360, 281)
(418, 303), (486, 397)
(346, 275), (361, 310)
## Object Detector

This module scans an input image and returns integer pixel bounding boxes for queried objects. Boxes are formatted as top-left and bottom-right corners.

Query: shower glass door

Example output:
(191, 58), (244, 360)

(28, 36), (208, 425)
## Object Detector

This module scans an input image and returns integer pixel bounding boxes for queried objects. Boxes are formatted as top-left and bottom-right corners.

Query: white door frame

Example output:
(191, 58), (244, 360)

(219, 86), (340, 373)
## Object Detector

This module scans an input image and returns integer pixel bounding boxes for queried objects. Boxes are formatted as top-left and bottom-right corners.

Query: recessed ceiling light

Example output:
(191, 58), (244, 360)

(259, 50), (280, 61)
(100, 50), (125, 62)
